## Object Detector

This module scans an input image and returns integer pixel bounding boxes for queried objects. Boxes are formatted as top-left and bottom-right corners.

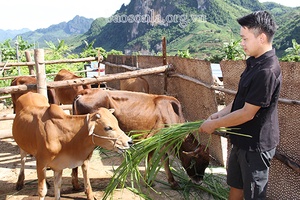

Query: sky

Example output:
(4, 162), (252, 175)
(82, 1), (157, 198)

(0, 0), (299, 31)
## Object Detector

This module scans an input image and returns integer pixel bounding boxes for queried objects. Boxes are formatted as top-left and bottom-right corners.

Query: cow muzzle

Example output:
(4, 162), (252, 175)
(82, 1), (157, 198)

(91, 133), (132, 153)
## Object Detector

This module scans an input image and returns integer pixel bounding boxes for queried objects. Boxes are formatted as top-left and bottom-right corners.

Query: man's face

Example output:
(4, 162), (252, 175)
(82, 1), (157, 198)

(240, 26), (262, 58)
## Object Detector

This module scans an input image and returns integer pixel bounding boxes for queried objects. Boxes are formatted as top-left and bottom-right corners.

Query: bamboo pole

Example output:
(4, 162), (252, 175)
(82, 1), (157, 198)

(25, 51), (35, 75)
(0, 113), (15, 120)
(0, 65), (170, 94)
(47, 65), (170, 89)
(34, 49), (47, 97)
(171, 73), (300, 105)
(275, 151), (300, 174)
(162, 37), (168, 95)
(0, 57), (103, 67)
(0, 130), (12, 139)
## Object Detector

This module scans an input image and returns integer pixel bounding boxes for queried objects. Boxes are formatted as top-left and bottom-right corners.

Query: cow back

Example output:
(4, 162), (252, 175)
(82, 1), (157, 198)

(73, 89), (185, 137)
(11, 76), (58, 113)
(11, 76), (37, 107)
(54, 69), (91, 104)
(120, 77), (149, 93)
(12, 92), (50, 155)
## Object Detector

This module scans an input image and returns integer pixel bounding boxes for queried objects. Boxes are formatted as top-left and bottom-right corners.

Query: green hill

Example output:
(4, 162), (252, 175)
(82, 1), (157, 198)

(13, 0), (299, 59)
(70, 0), (298, 59)
(16, 15), (94, 48)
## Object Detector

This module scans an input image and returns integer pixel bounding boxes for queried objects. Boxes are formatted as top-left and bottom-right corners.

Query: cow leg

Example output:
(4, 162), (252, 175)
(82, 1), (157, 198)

(54, 170), (63, 200)
(147, 151), (180, 189)
(36, 162), (47, 200)
(16, 148), (27, 190)
(71, 167), (81, 191)
(145, 151), (155, 187)
(82, 155), (94, 200)
(162, 153), (180, 189)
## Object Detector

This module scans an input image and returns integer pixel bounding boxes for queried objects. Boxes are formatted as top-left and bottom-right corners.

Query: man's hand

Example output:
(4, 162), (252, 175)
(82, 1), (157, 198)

(199, 119), (217, 134)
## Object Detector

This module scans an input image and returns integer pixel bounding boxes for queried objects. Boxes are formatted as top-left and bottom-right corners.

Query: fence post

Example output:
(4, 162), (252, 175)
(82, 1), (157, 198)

(34, 49), (48, 98)
(25, 51), (35, 75)
(162, 37), (168, 94)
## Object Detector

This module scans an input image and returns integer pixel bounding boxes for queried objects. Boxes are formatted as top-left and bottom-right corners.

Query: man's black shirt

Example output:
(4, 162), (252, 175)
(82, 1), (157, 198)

(230, 49), (282, 152)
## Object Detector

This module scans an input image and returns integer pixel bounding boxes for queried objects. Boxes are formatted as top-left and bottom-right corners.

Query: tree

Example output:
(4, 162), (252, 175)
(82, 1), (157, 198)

(280, 39), (300, 62)
(223, 39), (245, 60)
(45, 39), (70, 59)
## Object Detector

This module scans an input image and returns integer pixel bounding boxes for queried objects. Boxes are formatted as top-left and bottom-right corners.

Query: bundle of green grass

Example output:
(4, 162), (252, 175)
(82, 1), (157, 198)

(102, 120), (250, 200)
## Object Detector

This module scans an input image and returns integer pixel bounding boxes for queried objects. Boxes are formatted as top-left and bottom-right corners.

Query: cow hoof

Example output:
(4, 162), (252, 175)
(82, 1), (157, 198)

(170, 182), (181, 190)
(15, 184), (23, 191)
(72, 182), (81, 191)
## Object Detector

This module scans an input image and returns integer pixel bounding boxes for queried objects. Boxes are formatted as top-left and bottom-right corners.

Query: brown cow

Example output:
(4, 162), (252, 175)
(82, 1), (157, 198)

(10, 76), (59, 113)
(12, 92), (132, 200)
(72, 88), (209, 189)
(54, 69), (91, 104)
(120, 77), (149, 93)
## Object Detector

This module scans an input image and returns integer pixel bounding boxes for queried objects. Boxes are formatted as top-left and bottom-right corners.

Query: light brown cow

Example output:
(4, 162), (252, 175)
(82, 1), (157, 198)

(72, 88), (209, 189)
(120, 77), (149, 93)
(10, 76), (59, 113)
(54, 69), (91, 104)
(12, 92), (132, 200)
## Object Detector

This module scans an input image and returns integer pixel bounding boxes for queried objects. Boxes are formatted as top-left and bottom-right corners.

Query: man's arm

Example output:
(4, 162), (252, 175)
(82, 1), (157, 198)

(199, 102), (260, 134)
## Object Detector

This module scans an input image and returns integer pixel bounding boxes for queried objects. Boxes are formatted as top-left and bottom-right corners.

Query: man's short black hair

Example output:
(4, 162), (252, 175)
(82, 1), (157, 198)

(237, 11), (278, 43)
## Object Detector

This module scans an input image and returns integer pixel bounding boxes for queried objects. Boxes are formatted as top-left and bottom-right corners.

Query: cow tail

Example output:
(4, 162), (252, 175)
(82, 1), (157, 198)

(171, 100), (185, 123)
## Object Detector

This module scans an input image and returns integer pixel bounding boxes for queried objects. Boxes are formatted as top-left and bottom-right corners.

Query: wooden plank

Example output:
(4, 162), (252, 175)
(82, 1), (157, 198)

(0, 113), (15, 120)
(0, 130), (12, 139)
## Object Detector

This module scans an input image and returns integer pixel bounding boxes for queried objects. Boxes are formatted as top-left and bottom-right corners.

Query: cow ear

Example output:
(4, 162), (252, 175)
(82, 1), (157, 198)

(109, 108), (115, 114)
(88, 123), (95, 136)
(86, 113), (95, 136)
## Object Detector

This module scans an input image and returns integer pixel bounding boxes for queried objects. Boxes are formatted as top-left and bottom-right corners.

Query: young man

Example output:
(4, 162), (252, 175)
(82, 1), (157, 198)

(199, 11), (282, 200)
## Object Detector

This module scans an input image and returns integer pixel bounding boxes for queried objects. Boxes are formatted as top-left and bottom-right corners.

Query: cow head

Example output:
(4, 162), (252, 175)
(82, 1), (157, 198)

(87, 108), (133, 153)
(179, 134), (210, 184)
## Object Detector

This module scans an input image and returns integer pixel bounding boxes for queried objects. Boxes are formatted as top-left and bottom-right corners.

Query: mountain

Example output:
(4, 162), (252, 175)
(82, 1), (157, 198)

(15, 15), (94, 48)
(71, 0), (297, 59)
(0, 28), (31, 42)
(273, 7), (300, 56)
(2, 0), (298, 59)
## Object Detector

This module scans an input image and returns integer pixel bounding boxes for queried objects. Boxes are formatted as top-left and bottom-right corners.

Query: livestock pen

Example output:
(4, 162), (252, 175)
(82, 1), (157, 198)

(0, 50), (299, 199)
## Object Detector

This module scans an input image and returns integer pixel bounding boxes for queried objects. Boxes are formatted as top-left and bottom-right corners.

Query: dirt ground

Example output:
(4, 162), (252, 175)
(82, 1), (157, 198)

(0, 107), (227, 200)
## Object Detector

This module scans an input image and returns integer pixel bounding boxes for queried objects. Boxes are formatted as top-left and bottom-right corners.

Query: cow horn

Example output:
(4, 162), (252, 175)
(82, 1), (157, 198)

(182, 150), (197, 156)
(109, 108), (115, 114)
(95, 113), (101, 119)
(182, 146), (205, 157)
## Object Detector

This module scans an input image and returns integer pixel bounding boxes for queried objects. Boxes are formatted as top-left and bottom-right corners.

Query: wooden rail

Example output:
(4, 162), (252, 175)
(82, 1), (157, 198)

(0, 56), (103, 68)
(0, 65), (170, 95)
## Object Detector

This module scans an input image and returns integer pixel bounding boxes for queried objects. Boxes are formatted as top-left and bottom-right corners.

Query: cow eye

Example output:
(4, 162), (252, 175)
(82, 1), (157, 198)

(104, 126), (112, 131)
